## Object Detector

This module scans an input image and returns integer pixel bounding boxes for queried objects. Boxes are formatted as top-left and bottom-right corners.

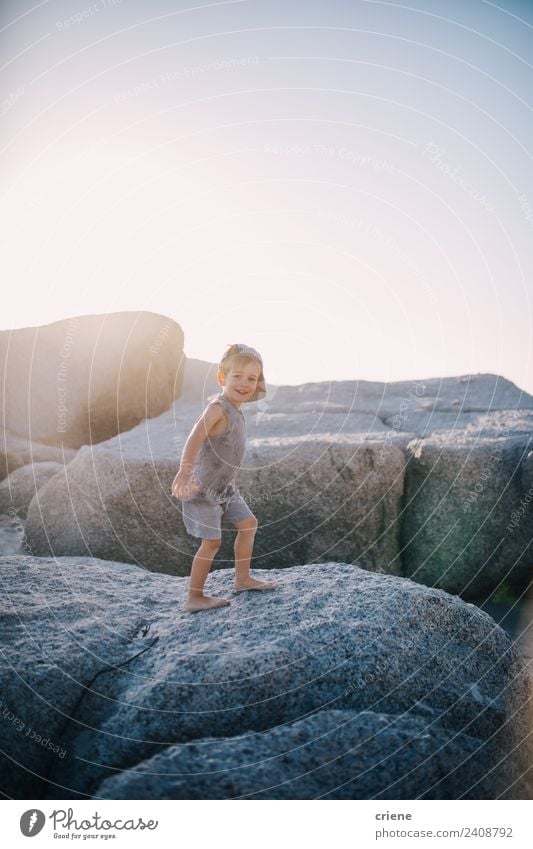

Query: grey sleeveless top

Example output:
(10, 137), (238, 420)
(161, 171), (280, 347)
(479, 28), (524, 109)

(193, 393), (247, 497)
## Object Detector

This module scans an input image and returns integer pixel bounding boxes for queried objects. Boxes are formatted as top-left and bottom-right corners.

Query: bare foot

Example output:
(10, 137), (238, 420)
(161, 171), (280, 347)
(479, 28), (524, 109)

(185, 594), (231, 612)
(234, 577), (277, 593)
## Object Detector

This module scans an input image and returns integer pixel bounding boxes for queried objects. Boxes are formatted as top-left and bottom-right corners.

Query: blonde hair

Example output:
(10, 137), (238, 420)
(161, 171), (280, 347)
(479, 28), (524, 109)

(218, 343), (267, 402)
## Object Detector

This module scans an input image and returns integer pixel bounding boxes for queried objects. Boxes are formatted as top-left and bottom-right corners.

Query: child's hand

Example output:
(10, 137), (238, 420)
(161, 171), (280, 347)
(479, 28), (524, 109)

(171, 468), (200, 501)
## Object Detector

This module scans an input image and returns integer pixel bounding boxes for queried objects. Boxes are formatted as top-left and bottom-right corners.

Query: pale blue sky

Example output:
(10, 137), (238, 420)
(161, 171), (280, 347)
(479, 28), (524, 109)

(1, 0), (532, 392)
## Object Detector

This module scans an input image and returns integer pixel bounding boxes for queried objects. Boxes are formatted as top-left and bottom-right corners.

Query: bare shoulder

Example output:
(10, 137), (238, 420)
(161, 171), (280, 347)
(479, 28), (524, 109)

(195, 400), (228, 436)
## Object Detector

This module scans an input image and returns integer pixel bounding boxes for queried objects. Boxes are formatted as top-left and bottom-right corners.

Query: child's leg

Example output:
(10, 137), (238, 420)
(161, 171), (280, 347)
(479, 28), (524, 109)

(186, 537), (230, 612)
(233, 517), (276, 592)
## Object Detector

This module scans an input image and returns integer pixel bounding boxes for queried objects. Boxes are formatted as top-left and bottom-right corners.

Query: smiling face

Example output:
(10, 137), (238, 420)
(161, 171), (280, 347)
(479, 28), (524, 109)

(217, 356), (261, 405)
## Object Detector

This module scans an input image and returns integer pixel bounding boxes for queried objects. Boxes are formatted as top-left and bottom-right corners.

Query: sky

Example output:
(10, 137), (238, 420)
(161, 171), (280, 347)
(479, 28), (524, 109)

(1, 0), (532, 392)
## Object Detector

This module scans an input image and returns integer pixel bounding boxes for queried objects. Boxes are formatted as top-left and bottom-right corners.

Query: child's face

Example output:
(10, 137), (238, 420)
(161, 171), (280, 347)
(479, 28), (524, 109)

(218, 359), (260, 402)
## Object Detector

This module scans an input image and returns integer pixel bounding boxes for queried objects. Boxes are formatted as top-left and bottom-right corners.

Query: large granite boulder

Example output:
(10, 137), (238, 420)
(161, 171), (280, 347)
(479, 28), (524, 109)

(0, 557), (529, 800)
(24, 371), (533, 600)
(24, 408), (406, 576)
(402, 427), (533, 599)
(0, 556), (157, 798)
(0, 311), (185, 458)
(0, 462), (64, 518)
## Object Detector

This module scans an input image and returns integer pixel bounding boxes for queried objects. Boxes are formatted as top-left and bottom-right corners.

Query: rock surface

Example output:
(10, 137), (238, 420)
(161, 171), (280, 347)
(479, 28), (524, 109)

(0, 555), (156, 799)
(402, 434), (533, 598)
(0, 513), (26, 555)
(95, 708), (499, 800)
(0, 429), (76, 480)
(522, 449), (533, 494)
(0, 311), (185, 459)
(0, 449), (24, 481)
(24, 370), (533, 597)
(0, 556), (529, 800)
(24, 438), (406, 576)
(0, 462), (64, 518)
(252, 372), (533, 419)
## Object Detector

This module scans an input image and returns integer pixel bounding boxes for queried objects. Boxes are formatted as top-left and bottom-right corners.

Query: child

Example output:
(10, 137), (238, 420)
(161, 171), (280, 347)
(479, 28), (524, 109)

(172, 343), (276, 612)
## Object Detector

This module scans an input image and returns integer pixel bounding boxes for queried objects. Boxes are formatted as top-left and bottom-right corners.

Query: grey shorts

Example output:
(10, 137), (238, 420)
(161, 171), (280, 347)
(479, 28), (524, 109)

(180, 483), (254, 540)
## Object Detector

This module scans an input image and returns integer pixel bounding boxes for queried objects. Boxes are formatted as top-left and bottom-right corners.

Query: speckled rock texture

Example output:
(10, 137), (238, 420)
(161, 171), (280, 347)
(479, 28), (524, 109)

(0, 462), (64, 518)
(0, 556), (529, 800)
(95, 708), (500, 800)
(402, 434), (533, 598)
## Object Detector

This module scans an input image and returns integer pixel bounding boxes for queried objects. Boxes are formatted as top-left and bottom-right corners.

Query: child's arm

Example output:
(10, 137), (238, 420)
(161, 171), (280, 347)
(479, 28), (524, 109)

(171, 403), (226, 500)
